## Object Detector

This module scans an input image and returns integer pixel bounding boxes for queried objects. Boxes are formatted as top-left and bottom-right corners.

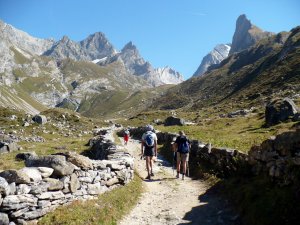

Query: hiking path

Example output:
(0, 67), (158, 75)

(119, 138), (240, 225)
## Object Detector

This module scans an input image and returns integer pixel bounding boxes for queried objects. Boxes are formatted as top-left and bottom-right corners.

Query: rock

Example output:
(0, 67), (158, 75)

(64, 151), (93, 170)
(25, 155), (75, 177)
(70, 173), (80, 193)
(18, 168), (42, 182)
(0, 177), (10, 196)
(15, 152), (38, 161)
(0, 212), (9, 225)
(2, 194), (37, 210)
(16, 184), (31, 194)
(43, 178), (64, 191)
(87, 183), (107, 195)
(164, 116), (186, 126)
(0, 170), (31, 184)
(37, 167), (54, 178)
(37, 191), (65, 200)
(32, 115), (47, 125)
(265, 98), (299, 126)
(105, 177), (119, 187)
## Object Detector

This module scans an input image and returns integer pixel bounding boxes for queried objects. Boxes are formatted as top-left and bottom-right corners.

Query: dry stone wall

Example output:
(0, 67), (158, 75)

(126, 126), (300, 182)
(0, 128), (134, 225)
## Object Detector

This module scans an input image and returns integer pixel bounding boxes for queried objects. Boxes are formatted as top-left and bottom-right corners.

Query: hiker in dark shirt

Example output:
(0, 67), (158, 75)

(141, 125), (158, 180)
(174, 131), (190, 180)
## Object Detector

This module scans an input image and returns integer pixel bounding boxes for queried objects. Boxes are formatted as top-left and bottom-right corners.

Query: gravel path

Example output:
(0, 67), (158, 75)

(119, 139), (240, 225)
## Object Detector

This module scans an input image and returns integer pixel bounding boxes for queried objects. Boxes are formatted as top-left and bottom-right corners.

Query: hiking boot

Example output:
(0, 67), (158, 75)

(145, 175), (151, 180)
(150, 172), (154, 176)
(182, 174), (185, 180)
(176, 173), (179, 179)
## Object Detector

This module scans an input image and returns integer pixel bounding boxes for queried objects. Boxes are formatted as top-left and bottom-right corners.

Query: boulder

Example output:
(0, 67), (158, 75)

(265, 98), (299, 126)
(18, 168), (43, 182)
(0, 212), (9, 225)
(32, 114), (47, 125)
(70, 173), (80, 193)
(164, 116), (186, 126)
(64, 151), (93, 170)
(25, 155), (75, 177)
(0, 170), (31, 184)
(0, 177), (9, 196)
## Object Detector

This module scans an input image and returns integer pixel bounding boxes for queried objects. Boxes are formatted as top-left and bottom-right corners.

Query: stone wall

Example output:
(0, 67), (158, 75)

(125, 127), (300, 181)
(124, 127), (248, 177)
(0, 129), (134, 225)
(248, 128), (300, 185)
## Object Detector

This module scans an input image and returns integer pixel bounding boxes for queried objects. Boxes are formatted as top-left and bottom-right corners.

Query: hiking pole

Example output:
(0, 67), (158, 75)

(173, 152), (175, 175)
(186, 160), (189, 177)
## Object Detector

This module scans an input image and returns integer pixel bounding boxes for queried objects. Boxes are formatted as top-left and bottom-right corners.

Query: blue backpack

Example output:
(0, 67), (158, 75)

(145, 132), (155, 147)
(178, 138), (190, 153)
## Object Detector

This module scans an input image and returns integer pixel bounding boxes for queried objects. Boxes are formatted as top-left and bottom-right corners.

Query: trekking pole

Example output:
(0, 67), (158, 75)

(186, 160), (189, 177)
(173, 152), (175, 175)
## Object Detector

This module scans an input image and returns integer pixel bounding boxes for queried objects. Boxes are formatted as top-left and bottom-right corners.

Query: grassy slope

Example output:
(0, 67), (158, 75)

(0, 107), (143, 225)
(152, 27), (300, 112)
(39, 174), (143, 225)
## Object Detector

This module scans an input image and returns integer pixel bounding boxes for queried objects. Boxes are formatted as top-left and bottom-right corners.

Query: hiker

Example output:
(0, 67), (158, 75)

(124, 129), (130, 145)
(174, 131), (191, 180)
(141, 124), (158, 180)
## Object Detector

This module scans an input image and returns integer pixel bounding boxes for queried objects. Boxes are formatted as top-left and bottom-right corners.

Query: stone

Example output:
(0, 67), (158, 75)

(87, 183), (108, 195)
(43, 178), (64, 191)
(64, 151), (93, 170)
(37, 167), (54, 178)
(32, 115), (47, 125)
(37, 191), (65, 200)
(105, 177), (119, 187)
(15, 152), (38, 161)
(18, 168), (42, 182)
(164, 116), (186, 126)
(25, 155), (75, 177)
(0, 177), (9, 196)
(0, 212), (9, 225)
(265, 98), (299, 126)
(16, 184), (31, 195)
(2, 194), (37, 210)
(0, 170), (31, 184)
(70, 173), (80, 193)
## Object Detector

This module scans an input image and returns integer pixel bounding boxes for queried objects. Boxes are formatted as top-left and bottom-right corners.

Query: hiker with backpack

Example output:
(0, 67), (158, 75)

(174, 131), (191, 180)
(124, 129), (130, 145)
(141, 124), (158, 180)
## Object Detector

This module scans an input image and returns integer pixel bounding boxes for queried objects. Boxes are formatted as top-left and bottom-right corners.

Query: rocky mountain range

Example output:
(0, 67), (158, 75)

(152, 25), (300, 111)
(193, 44), (231, 77)
(0, 19), (182, 116)
(193, 14), (274, 77)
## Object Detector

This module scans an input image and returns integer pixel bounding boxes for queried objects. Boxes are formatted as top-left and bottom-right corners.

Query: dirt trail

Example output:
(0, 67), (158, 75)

(119, 139), (240, 225)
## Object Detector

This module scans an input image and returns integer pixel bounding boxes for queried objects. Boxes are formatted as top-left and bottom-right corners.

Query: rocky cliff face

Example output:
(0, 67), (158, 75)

(229, 14), (274, 55)
(119, 42), (184, 86)
(193, 44), (231, 77)
(80, 32), (117, 60)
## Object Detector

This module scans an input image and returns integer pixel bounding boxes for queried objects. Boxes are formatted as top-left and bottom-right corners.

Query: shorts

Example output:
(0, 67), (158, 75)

(144, 146), (155, 157)
(177, 152), (189, 162)
(124, 135), (129, 142)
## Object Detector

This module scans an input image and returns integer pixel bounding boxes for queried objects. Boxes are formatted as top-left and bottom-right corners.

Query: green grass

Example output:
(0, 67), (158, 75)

(39, 174), (143, 225)
(10, 47), (30, 64)
(118, 109), (296, 153)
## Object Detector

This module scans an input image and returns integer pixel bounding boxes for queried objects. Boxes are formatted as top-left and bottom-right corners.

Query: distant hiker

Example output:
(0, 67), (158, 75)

(124, 129), (130, 145)
(141, 124), (158, 180)
(174, 131), (190, 180)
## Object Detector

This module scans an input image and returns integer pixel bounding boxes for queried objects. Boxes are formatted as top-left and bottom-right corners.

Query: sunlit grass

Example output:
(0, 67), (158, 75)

(39, 173), (143, 225)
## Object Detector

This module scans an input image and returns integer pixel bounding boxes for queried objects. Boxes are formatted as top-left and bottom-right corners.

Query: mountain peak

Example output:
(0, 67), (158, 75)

(61, 35), (71, 43)
(122, 41), (137, 51)
(229, 14), (273, 54)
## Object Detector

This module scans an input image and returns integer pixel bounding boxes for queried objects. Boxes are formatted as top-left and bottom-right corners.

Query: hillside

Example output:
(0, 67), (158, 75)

(152, 26), (300, 112)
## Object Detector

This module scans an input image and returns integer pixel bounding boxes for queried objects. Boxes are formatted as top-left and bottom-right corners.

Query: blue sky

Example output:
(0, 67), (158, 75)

(0, 0), (299, 79)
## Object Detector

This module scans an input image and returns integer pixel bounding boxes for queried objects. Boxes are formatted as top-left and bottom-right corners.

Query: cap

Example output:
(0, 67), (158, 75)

(145, 124), (154, 131)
